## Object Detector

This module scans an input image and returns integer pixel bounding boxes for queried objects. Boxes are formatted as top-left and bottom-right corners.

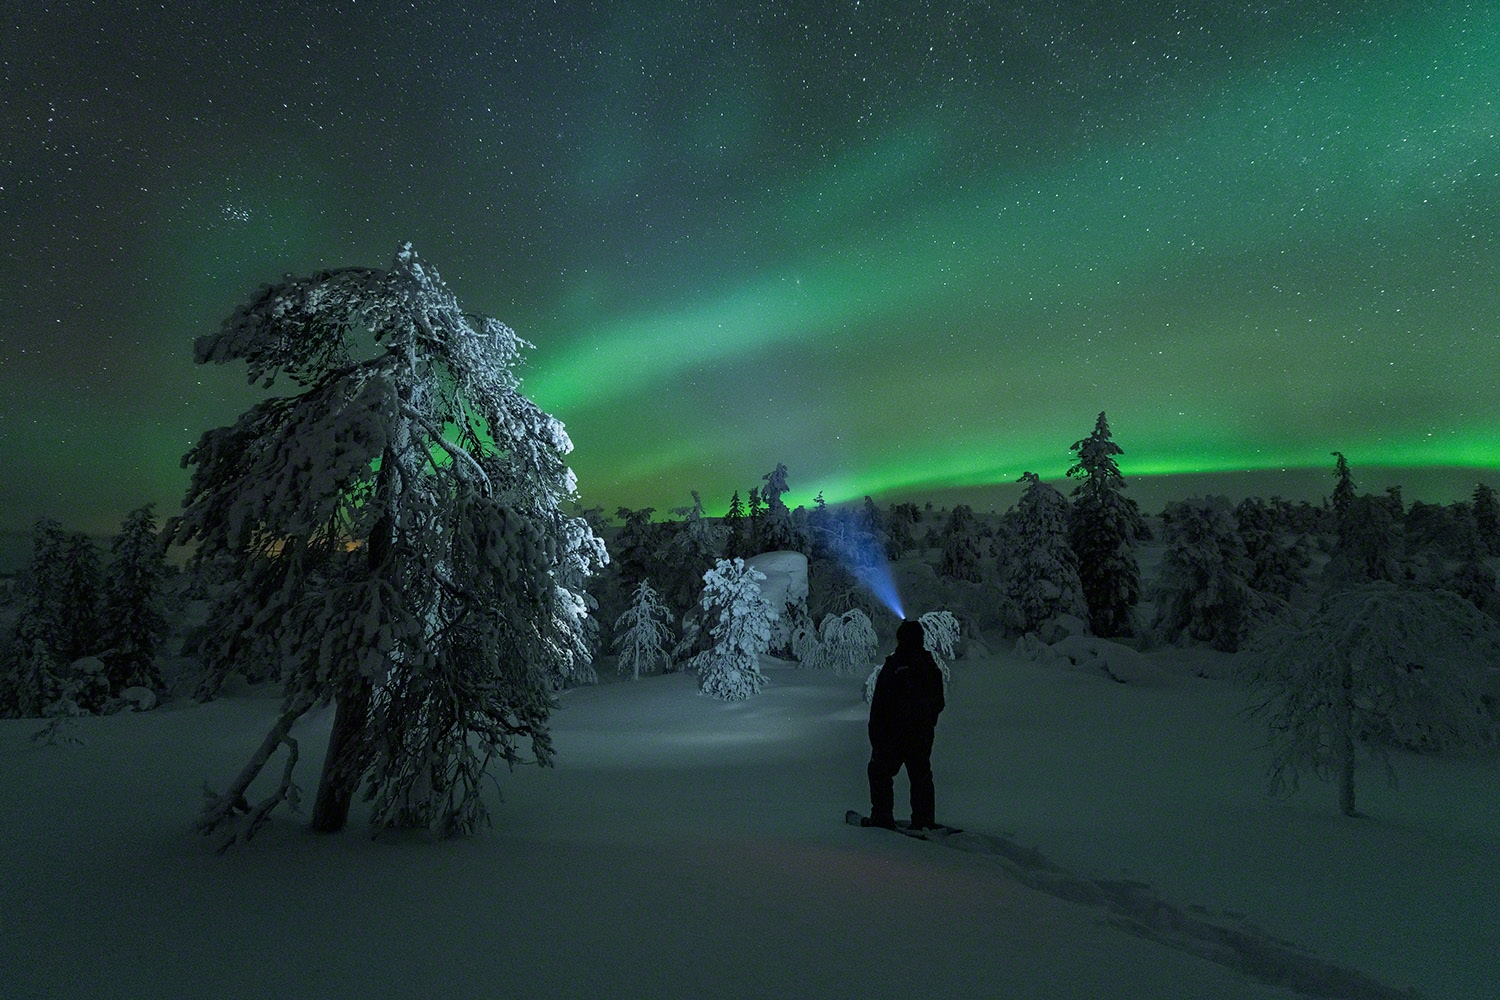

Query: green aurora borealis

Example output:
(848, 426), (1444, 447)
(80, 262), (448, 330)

(3, 1), (1497, 537)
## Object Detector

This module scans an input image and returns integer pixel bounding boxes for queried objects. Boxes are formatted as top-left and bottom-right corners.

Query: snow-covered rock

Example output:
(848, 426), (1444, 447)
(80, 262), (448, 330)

(746, 550), (808, 650)
(119, 686), (157, 712)
(1038, 613), (1089, 644)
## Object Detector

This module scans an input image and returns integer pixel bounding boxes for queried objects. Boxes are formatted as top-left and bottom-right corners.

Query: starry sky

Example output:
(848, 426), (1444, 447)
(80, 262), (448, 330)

(4, 0), (1497, 539)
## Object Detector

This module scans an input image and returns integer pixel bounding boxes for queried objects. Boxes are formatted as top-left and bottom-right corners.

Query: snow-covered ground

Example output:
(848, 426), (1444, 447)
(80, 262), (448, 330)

(2, 647), (1493, 999)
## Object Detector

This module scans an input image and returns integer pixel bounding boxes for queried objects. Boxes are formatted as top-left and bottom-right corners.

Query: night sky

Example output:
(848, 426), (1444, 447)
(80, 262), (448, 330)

(4, 1), (1498, 539)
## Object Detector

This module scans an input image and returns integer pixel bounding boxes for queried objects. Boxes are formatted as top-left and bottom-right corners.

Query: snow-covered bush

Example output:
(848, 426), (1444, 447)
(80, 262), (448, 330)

(688, 558), (776, 700)
(613, 579), (674, 679)
(799, 609), (877, 676)
(1154, 496), (1270, 652)
(1239, 583), (1500, 816)
(918, 610), (960, 662)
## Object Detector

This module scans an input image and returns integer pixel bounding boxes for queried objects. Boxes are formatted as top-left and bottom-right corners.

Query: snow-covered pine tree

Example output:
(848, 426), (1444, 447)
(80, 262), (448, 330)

(1066, 412), (1146, 637)
(613, 579), (675, 679)
(1326, 493), (1401, 585)
(1154, 496), (1268, 652)
(1330, 451), (1357, 530)
(746, 487), (765, 550)
(723, 490), (745, 559)
(0, 519), (69, 717)
(59, 532), (103, 662)
(1004, 473), (1087, 633)
(860, 496), (885, 548)
(1234, 497), (1308, 603)
(1471, 482), (1499, 557)
(101, 505), (170, 694)
(662, 491), (726, 611)
(799, 608), (877, 675)
(939, 504), (983, 582)
(688, 558), (776, 700)
(884, 502), (920, 559)
(758, 463), (799, 552)
(1240, 583), (1500, 816)
(170, 243), (605, 845)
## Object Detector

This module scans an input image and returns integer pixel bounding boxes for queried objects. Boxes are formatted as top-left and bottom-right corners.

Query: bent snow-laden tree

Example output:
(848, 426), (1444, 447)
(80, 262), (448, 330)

(1239, 583), (1500, 817)
(171, 243), (605, 847)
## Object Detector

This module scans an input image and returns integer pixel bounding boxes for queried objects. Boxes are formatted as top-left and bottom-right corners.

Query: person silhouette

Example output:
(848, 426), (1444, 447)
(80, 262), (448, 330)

(863, 618), (945, 830)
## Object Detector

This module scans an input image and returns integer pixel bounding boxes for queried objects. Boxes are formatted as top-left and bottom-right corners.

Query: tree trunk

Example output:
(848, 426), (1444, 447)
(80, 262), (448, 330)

(310, 441), (397, 834)
(310, 677), (372, 833)
(1337, 656), (1357, 817)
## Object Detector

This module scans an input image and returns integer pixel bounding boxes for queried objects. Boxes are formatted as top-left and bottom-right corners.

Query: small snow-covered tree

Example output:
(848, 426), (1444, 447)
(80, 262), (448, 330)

(1240, 583), (1500, 816)
(799, 609), (877, 675)
(101, 504), (170, 694)
(170, 243), (604, 845)
(1066, 412), (1147, 637)
(613, 580), (675, 679)
(689, 558), (776, 700)
(1154, 496), (1269, 652)
(1004, 473), (1087, 633)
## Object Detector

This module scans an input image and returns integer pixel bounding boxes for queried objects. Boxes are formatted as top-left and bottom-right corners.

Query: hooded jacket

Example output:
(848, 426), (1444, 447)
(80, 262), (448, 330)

(868, 619), (945, 746)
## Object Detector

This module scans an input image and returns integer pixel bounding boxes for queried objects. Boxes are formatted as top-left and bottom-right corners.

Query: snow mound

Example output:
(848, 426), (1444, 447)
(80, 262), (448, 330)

(119, 686), (157, 712)
(1016, 634), (1162, 684)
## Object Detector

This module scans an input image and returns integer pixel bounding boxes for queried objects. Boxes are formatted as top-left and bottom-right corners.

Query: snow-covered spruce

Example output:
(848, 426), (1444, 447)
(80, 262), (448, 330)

(688, 558), (776, 700)
(1, 519), (71, 718)
(101, 504), (170, 695)
(1154, 496), (1271, 652)
(939, 504), (984, 583)
(1066, 411), (1147, 638)
(1004, 473), (1087, 634)
(169, 243), (605, 846)
(613, 579), (675, 680)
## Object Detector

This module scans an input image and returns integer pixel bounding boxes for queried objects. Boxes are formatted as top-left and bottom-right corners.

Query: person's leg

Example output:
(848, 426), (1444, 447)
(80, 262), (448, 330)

(866, 742), (901, 826)
(906, 727), (936, 828)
